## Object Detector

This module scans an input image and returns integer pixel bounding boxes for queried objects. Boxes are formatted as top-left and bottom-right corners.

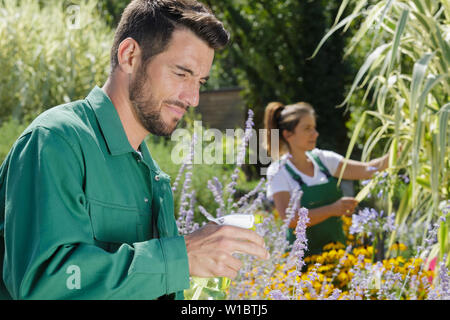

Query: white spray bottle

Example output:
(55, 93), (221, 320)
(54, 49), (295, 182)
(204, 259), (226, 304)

(191, 214), (264, 299)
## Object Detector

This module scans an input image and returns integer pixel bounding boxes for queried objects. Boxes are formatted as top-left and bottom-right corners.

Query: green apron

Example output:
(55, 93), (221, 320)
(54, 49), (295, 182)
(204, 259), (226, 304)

(284, 152), (345, 256)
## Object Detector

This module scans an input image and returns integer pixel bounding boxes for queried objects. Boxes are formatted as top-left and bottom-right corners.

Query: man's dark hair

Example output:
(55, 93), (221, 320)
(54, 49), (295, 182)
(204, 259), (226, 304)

(110, 0), (230, 71)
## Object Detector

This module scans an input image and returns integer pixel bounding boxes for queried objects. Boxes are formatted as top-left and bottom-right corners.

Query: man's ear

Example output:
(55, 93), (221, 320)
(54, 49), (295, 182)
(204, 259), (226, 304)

(117, 37), (141, 74)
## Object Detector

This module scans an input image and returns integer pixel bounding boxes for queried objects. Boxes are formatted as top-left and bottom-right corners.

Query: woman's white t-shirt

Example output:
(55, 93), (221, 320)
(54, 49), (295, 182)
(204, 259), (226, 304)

(266, 149), (343, 202)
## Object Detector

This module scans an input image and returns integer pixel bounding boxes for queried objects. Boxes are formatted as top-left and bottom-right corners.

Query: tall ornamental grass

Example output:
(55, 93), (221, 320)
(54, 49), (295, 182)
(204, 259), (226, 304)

(311, 0), (449, 266)
(0, 0), (113, 124)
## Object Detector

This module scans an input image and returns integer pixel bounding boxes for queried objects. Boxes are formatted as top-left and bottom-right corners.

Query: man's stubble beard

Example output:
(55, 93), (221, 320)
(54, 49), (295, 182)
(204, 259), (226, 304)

(128, 66), (178, 137)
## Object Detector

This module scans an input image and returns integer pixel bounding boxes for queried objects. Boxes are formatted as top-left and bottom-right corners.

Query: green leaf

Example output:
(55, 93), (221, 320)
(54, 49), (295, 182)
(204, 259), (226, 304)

(388, 9), (409, 74)
(438, 103), (450, 175)
(439, 219), (448, 261)
(355, 177), (376, 203)
(412, 0), (427, 15)
(410, 52), (435, 121)
(339, 111), (367, 186)
(309, 11), (361, 60)
(332, 0), (351, 27)
(345, 1), (388, 57)
(339, 43), (390, 107)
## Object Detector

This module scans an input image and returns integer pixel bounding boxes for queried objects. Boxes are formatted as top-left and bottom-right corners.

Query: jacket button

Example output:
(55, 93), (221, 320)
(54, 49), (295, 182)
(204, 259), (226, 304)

(155, 175), (160, 181)
(144, 198), (149, 203)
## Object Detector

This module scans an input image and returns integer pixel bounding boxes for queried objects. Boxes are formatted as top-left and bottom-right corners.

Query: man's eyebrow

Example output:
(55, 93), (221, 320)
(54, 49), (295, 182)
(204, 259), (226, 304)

(175, 65), (209, 81)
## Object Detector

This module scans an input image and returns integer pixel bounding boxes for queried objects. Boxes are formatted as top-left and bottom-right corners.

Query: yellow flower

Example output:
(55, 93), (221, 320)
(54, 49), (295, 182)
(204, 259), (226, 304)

(353, 247), (365, 256)
(318, 265), (331, 273)
(313, 281), (322, 291)
(316, 255), (325, 264)
(344, 255), (356, 268)
(337, 272), (349, 283)
(390, 243), (399, 251)
(390, 242), (408, 252)
(398, 256), (406, 264)
(323, 242), (345, 251)
(328, 249), (338, 260)
(273, 208), (280, 220)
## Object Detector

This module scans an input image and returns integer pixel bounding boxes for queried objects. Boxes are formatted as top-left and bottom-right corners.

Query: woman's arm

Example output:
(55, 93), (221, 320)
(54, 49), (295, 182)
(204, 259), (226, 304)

(333, 153), (389, 181)
(272, 192), (358, 228)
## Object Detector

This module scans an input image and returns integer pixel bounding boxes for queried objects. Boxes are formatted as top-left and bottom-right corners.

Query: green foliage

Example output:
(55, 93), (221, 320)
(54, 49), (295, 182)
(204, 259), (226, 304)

(0, 0), (113, 124)
(204, 0), (356, 156)
(0, 118), (28, 163)
(318, 0), (450, 265)
(97, 0), (128, 27)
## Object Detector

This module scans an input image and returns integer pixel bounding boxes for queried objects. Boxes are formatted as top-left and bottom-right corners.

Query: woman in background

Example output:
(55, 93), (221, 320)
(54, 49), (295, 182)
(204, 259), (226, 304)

(264, 101), (390, 256)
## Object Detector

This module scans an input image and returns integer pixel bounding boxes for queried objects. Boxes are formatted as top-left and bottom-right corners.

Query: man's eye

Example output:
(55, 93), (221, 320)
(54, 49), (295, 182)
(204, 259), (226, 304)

(175, 73), (186, 78)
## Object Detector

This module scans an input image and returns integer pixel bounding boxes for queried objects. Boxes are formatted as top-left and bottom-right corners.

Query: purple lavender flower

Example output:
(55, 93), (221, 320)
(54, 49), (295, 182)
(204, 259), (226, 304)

(225, 168), (240, 205)
(225, 110), (257, 198)
(400, 173), (410, 184)
(383, 212), (396, 232)
(350, 207), (395, 240)
(269, 290), (289, 300)
(172, 133), (197, 192)
(350, 208), (377, 235)
(236, 109), (255, 166)
(198, 205), (214, 221)
(235, 178), (265, 208)
(327, 288), (342, 300)
(207, 177), (226, 217)
(437, 255), (450, 299)
(377, 189), (384, 198)
(289, 207), (310, 271)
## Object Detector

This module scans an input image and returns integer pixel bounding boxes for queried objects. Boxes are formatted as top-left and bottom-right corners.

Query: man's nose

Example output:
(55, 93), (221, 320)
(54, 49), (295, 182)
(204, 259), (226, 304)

(180, 82), (200, 108)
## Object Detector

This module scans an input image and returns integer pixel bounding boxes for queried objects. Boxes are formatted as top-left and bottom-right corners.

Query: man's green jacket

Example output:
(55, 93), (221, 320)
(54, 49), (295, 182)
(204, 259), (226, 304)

(0, 86), (190, 299)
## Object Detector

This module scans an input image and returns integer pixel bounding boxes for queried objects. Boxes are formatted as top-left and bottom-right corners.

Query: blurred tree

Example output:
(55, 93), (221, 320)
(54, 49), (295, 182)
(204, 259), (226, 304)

(98, 0), (128, 26)
(203, 0), (356, 177)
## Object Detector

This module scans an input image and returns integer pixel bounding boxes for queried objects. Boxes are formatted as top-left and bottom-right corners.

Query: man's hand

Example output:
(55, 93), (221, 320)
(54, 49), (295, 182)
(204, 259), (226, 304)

(184, 222), (270, 279)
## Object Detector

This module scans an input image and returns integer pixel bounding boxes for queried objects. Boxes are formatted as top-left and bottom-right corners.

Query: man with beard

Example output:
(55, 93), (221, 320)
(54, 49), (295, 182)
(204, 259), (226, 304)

(0, 0), (269, 300)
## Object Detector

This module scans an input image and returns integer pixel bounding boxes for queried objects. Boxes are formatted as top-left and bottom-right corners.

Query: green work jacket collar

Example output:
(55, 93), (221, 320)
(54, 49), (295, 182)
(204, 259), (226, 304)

(85, 86), (160, 174)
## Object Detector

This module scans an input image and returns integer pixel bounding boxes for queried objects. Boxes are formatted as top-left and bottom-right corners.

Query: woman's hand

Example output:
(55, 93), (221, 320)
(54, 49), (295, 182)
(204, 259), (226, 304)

(330, 197), (359, 217)
(335, 154), (390, 181)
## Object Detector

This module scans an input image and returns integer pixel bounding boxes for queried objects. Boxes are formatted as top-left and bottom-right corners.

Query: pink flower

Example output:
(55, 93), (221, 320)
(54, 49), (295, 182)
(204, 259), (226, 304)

(427, 257), (437, 284)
